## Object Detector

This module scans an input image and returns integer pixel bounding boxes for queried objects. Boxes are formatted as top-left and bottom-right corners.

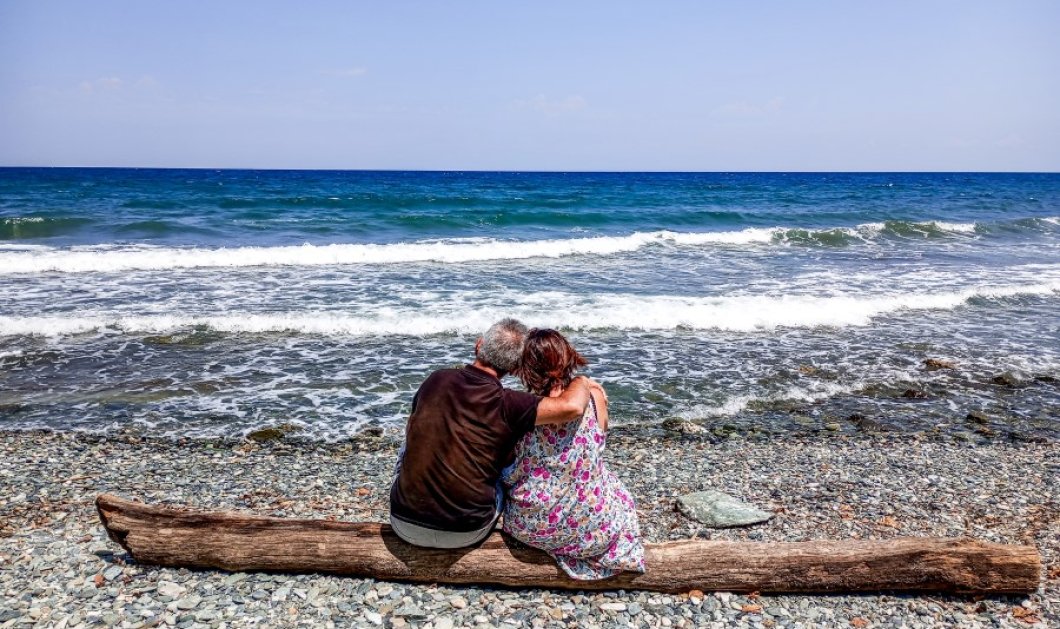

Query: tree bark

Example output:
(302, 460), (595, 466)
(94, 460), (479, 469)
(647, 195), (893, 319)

(96, 494), (1040, 595)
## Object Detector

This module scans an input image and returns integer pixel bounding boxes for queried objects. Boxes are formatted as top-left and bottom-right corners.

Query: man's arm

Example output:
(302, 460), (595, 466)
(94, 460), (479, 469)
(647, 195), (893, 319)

(535, 376), (592, 425)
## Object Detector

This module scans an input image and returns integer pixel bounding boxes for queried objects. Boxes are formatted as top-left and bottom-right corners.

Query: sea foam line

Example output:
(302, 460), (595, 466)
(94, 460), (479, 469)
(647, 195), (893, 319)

(0, 218), (1016, 275)
(678, 381), (862, 421)
(2, 282), (1056, 339)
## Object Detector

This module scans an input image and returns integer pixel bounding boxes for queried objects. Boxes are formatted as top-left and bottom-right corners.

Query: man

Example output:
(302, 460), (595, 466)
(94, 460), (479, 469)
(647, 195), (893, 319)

(389, 317), (595, 548)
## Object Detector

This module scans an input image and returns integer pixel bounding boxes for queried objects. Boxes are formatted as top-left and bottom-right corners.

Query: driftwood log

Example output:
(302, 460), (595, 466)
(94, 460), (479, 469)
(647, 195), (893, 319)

(96, 494), (1040, 595)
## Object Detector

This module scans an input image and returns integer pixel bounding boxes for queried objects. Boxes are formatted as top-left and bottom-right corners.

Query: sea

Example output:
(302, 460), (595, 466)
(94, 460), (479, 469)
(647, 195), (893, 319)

(1, 169), (1058, 441)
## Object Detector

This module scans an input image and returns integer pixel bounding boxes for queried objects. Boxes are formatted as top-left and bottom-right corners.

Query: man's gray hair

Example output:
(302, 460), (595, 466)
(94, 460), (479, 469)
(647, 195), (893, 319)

(478, 318), (528, 374)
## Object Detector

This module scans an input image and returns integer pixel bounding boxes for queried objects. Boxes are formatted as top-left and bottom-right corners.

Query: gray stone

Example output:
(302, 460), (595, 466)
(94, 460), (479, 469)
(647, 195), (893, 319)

(393, 605), (427, 618)
(195, 610), (218, 622)
(991, 372), (1022, 388)
(676, 490), (773, 528)
(103, 565), (123, 581)
(157, 581), (186, 598)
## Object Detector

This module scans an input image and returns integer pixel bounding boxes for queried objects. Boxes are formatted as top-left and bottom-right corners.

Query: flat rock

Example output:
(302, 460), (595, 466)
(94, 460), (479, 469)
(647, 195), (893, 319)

(923, 358), (956, 371)
(175, 594), (201, 610)
(991, 372), (1022, 388)
(246, 423), (300, 442)
(156, 581), (186, 598)
(677, 490), (773, 528)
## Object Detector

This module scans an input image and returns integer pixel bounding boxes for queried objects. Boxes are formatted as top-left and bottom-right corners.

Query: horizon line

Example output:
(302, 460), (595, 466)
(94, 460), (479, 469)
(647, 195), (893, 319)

(1, 165), (1058, 175)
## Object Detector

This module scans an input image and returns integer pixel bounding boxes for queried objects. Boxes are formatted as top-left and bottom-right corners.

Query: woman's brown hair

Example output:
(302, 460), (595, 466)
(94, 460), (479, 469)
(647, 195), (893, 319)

(519, 328), (588, 396)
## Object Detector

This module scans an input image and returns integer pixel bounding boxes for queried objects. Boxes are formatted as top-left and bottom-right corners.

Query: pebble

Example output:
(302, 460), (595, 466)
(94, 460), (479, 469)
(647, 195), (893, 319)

(157, 581), (186, 598)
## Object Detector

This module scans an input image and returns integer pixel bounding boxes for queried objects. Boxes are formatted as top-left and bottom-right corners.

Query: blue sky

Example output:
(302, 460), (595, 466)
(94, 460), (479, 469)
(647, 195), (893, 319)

(1, 1), (1057, 171)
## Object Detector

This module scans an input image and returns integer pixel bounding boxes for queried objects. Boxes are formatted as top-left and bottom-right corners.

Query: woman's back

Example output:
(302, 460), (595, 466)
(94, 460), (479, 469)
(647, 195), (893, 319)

(501, 393), (644, 580)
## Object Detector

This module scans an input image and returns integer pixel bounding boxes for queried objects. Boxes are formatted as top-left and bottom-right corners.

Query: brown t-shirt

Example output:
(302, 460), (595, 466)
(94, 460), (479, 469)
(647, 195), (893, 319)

(390, 364), (540, 532)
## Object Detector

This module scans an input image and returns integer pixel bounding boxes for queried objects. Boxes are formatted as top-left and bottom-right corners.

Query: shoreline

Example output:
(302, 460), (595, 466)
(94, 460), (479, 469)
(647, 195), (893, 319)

(2, 430), (1057, 627)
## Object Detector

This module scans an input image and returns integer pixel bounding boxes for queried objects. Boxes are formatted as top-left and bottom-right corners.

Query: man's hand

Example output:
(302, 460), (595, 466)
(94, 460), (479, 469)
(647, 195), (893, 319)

(585, 377), (607, 404)
(535, 376), (592, 425)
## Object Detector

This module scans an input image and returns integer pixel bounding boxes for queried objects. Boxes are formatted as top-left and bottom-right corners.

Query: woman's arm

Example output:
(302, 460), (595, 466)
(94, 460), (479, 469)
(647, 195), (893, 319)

(591, 385), (609, 431)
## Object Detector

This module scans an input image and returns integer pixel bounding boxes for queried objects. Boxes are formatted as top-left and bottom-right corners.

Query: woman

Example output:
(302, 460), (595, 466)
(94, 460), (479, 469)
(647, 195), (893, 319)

(501, 328), (645, 580)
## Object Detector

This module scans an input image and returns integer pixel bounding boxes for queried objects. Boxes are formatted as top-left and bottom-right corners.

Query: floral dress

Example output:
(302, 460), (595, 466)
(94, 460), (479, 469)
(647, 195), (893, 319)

(501, 395), (646, 580)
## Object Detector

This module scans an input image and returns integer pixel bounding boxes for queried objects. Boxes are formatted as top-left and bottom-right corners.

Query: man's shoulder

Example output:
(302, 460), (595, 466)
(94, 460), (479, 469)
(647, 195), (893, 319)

(501, 386), (540, 406)
(419, 366), (471, 389)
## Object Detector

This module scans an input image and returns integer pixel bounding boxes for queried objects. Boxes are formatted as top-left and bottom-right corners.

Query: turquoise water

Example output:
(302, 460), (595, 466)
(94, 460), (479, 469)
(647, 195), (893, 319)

(1, 169), (1058, 439)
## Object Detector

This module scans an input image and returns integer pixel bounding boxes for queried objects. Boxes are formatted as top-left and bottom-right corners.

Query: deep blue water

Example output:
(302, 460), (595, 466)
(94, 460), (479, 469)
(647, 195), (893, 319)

(3, 169), (1059, 246)
(1, 169), (1058, 440)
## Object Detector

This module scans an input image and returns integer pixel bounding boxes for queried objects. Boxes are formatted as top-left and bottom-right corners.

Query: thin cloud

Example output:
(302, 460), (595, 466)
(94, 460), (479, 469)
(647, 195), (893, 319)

(712, 97), (784, 117)
(320, 67), (368, 78)
(996, 134), (1025, 148)
(78, 75), (158, 94)
(79, 77), (123, 93)
(513, 94), (588, 115)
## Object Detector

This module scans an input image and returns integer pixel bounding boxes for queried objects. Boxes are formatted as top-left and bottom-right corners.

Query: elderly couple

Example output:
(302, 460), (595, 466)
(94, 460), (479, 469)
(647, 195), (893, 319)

(389, 318), (645, 580)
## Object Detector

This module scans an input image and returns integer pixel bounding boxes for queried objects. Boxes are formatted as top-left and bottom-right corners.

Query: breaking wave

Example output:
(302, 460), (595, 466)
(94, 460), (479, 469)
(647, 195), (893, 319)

(3, 281), (1057, 338)
(0, 216), (1055, 275)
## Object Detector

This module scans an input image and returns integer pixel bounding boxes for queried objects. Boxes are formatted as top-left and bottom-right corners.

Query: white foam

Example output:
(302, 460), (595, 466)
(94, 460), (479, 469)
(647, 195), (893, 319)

(0, 229), (800, 275)
(0, 235), (651, 274)
(0, 244), (50, 251)
(3, 281), (1057, 339)
(0, 215), (1028, 275)
(931, 221), (978, 233)
(662, 228), (776, 245)
(854, 220), (979, 235)
(0, 222), (955, 275)
(679, 381), (860, 420)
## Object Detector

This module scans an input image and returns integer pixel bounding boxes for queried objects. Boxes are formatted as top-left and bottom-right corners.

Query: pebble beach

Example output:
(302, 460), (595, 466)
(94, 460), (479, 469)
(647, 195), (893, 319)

(2, 428), (1057, 628)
